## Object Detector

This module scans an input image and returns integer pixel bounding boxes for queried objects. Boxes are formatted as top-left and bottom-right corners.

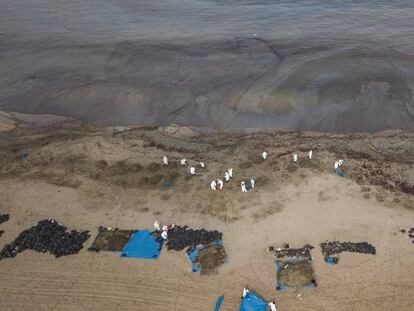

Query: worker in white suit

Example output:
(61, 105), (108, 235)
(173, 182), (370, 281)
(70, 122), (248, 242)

(268, 301), (277, 311)
(228, 168), (233, 178)
(334, 160), (345, 177)
(217, 179), (224, 190)
(224, 171), (230, 182)
(210, 180), (217, 191)
(309, 150), (313, 159)
(241, 182), (247, 193)
(163, 156), (168, 166)
(262, 151), (268, 160)
(293, 153), (298, 162)
(189, 167), (196, 175)
(180, 158), (187, 166)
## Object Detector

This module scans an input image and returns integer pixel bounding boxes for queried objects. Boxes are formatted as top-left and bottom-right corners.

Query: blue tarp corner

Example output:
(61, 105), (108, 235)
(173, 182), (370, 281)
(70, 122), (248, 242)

(121, 230), (162, 259)
(239, 292), (267, 311)
(187, 244), (204, 272)
(214, 295), (224, 311)
(325, 256), (338, 265)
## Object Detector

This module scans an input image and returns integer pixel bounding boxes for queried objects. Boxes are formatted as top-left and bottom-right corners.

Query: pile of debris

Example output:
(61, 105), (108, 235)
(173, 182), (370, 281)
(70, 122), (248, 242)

(0, 219), (90, 260)
(189, 242), (227, 274)
(320, 241), (376, 262)
(269, 244), (314, 260)
(402, 228), (414, 243)
(166, 226), (222, 252)
(0, 214), (9, 225)
(88, 226), (134, 252)
(276, 259), (317, 290)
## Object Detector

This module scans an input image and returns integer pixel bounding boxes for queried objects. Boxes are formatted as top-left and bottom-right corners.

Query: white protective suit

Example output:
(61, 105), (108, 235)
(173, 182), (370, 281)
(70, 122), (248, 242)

(217, 179), (224, 190)
(180, 158), (187, 166)
(250, 179), (255, 189)
(210, 180), (217, 191)
(309, 150), (313, 159)
(154, 221), (161, 231)
(228, 168), (233, 178)
(189, 167), (196, 175)
(293, 153), (298, 162)
(262, 151), (268, 160)
(163, 156), (168, 166)
(161, 230), (168, 240)
(268, 302), (277, 311)
(241, 182), (247, 193)
(200, 161), (205, 168)
(225, 171), (230, 182)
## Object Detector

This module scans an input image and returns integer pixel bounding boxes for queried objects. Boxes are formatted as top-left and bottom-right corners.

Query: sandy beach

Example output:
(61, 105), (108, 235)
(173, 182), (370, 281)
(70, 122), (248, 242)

(0, 112), (413, 310)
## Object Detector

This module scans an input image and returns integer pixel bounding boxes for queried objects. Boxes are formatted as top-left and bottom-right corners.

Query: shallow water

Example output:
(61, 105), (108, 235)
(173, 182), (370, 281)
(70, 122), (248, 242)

(1, 0), (414, 131)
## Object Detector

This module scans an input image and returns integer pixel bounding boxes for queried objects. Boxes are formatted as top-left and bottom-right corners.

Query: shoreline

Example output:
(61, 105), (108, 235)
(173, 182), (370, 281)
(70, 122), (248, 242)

(2, 110), (413, 136)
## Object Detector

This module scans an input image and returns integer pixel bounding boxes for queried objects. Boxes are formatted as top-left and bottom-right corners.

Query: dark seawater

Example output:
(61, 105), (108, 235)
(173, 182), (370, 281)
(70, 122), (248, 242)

(1, 0), (414, 132)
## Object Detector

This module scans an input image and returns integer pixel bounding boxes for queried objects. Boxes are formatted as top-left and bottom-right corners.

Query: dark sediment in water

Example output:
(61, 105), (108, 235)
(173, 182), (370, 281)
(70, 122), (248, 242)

(2, 1), (414, 132)
(1, 38), (414, 132)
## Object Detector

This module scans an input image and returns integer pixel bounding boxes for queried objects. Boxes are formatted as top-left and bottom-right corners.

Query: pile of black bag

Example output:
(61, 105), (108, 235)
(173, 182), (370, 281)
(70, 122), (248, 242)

(320, 241), (376, 259)
(270, 244), (314, 260)
(0, 214), (9, 225)
(0, 214), (9, 238)
(0, 219), (90, 260)
(166, 226), (222, 252)
(409, 228), (414, 243)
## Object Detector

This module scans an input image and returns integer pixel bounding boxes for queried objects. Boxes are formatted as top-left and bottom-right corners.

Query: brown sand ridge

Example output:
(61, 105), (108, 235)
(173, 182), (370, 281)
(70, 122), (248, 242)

(0, 112), (413, 310)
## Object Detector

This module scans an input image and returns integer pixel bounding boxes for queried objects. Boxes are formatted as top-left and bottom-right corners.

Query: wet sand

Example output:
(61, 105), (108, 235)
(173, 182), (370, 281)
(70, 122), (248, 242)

(0, 112), (413, 310)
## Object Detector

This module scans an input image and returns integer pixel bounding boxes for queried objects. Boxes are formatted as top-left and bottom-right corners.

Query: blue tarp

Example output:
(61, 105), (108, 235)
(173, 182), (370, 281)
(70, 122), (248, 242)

(325, 256), (338, 265)
(334, 167), (344, 177)
(239, 292), (267, 311)
(121, 230), (162, 259)
(214, 295), (224, 311)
